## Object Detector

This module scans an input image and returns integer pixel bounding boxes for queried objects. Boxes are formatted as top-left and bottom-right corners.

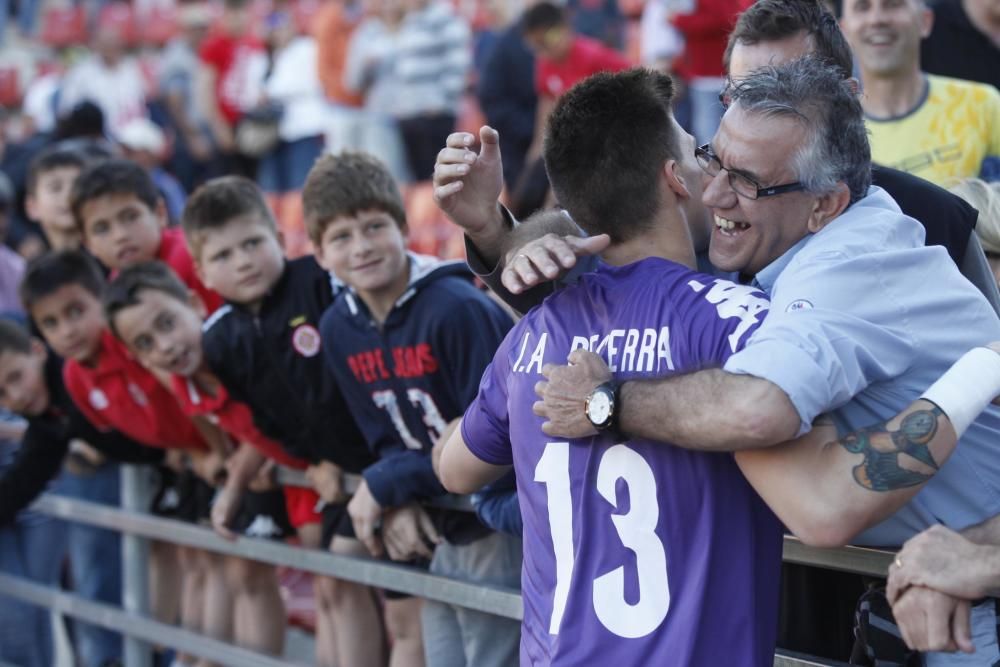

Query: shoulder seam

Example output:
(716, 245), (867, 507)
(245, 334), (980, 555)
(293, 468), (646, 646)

(202, 304), (233, 332)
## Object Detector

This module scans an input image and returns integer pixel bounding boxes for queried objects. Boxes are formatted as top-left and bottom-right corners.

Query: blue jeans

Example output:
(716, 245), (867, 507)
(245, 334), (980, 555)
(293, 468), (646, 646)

(57, 462), (123, 667)
(0, 514), (66, 667)
(257, 135), (325, 194)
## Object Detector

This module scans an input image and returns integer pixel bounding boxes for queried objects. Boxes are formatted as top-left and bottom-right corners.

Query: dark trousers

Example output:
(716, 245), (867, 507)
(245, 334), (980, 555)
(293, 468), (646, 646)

(399, 113), (456, 182)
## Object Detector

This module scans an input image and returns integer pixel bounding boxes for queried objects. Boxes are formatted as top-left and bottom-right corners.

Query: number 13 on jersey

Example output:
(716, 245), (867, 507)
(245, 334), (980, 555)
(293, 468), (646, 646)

(535, 441), (671, 639)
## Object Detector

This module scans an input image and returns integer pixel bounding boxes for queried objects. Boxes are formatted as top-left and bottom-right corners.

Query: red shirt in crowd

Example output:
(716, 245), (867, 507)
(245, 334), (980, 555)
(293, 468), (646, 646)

(671, 0), (752, 79)
(171, 374), (321, 528)
(156, 227), (224, 313)
(198, 30), (266, 127)
(64, 330), (209, 451)
(535, 35), (631, 99)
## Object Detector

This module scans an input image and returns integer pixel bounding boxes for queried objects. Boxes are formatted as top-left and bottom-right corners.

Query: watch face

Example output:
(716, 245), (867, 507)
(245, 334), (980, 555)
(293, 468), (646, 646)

(587, 390), (612, 425)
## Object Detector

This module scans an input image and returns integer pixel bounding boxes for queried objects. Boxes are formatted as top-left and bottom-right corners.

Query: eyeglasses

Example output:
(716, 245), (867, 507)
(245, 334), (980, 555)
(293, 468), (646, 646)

(695, 144), (806, 200)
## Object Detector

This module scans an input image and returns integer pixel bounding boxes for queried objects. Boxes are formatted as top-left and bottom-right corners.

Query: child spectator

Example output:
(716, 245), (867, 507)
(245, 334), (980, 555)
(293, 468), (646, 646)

(18, 249), (229, 665)
(0, 319), (163, 667)
(180, 176), (381, 667)
(104, 261), (318, 660)
(305, 152), (522, 667)
(25, 146), (90, 252)
(69, 158), (223, 312)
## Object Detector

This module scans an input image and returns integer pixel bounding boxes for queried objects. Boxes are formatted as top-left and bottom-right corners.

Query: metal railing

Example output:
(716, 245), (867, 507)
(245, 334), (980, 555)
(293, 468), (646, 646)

(0, 465), (894, 667)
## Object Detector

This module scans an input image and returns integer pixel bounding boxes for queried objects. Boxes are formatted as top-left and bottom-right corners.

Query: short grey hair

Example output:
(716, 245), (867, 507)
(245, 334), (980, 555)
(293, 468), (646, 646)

(728, 57), (871, 204)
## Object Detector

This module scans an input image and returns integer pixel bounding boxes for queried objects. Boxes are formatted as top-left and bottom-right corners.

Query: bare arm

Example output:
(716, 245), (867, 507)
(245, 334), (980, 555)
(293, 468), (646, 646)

(436, 418), (510, 495)
(536, 350), (799, 448)
(737, 400), (956, 547)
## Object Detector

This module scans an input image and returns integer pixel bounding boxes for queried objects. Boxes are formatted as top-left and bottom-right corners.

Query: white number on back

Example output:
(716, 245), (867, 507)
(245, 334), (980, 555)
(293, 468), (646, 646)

(535, 442), (670, 639)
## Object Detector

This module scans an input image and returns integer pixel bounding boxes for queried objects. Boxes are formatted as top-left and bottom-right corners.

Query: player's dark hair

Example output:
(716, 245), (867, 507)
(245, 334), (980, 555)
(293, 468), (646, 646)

(302, 152), (406, 245)
(181, 176), (277, 261)
(26, 145), (88, 196)
(104, 261), (190, 340)
(543, 68), (679, 244)
(0, 319), (33, 357)
(70, 158), (161, 230)
(724, 0), (853, 80)
(522, 2), (566, 34)
(19, 250), (107, 313)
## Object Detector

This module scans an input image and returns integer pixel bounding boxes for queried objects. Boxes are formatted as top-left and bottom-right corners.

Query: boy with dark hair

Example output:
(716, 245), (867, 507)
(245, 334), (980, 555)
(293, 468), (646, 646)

(181, 175), (382, 667)
(306, 151), (522, 667)
(25, 145), (90, 252)
(104, 260), (316, 660)
(70, 158), (223, 312)
(0, 317), (163, 667)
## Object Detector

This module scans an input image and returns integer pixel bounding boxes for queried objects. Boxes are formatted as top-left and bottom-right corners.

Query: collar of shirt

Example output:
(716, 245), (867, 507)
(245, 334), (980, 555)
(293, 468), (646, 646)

(752, 233), (813, 295)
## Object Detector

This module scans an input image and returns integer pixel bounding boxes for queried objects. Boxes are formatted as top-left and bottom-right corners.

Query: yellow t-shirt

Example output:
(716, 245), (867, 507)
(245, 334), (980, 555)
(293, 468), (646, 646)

(866, 74), (1000, 186)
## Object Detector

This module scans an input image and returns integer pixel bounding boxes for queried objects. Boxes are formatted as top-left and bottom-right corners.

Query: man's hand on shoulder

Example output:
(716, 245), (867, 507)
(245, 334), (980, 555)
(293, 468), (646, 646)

(433, 126), (506, 242)
(535, 349), (611, 438)
(501, 232), (610, 295)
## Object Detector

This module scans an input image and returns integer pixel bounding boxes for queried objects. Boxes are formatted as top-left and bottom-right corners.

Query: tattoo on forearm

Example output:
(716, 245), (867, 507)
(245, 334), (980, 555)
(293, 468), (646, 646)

(838, 406), (945, 492)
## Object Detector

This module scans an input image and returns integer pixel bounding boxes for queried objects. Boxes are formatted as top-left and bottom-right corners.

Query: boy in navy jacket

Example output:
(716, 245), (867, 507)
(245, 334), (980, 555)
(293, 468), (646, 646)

(306, 152), (522, 667)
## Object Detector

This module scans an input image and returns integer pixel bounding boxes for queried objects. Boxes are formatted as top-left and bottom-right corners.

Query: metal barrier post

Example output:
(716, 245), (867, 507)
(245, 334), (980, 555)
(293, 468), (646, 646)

(121, 465), (153, 667)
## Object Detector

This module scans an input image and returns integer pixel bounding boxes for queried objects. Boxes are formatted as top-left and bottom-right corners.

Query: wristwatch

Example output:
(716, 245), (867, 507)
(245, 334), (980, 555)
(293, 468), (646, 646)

(585, 381), (620, 432)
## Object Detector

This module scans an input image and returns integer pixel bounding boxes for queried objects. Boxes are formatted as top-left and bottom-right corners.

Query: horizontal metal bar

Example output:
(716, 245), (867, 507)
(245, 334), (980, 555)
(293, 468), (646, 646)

(30, 494), (524, 621)
(0, 574), (304, 667)
(275, 467), (476, 513)
(782, 535), (894, 578)
(774, 649), (849, 666)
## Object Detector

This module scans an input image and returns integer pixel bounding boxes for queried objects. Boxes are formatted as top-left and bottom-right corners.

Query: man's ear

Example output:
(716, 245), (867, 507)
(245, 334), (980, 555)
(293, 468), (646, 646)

(807, 182), (851, 233)
(663, 160), (692, 201)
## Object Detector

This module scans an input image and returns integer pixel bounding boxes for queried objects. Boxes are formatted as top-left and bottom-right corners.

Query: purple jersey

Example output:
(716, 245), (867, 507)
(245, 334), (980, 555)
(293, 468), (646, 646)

(462, 258), (783, 666)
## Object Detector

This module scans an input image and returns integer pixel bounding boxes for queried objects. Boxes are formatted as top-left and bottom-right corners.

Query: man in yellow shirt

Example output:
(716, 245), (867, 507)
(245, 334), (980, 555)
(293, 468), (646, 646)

(841, 0), (1000, 186)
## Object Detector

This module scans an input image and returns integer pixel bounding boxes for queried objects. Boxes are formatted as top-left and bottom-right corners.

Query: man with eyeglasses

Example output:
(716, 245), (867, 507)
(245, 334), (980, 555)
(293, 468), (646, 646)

(433, 22), (1000, 667)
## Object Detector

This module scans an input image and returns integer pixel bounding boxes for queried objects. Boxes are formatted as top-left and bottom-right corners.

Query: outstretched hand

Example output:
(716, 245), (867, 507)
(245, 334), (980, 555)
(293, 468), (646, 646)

(534, 349), (612, 438)
(502, 233), (611, 294)
(433, 126), (504, 237)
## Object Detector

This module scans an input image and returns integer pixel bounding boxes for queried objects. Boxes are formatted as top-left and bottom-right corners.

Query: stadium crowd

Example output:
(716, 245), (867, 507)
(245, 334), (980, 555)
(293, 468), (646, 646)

(0, 0), (999, 665)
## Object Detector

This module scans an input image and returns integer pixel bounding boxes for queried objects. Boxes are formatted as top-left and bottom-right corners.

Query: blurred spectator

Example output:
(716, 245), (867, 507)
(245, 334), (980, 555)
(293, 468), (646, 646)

(394, 0), (471, 181)
(952, 178), (1000, 283)
(197, 0), (268, 177)
(0, 0), (39, 45)
(159, 1), (218, 192)
(258, 10), (328, 256)
(0, 173), (24, 315)
(671, 0), (751, 143)
(343, 0), (412, 182)
(841, 0), (1000, 185)
(640, 0), (687, 69)
(313, 0), (367, 153)
(58, 19), (149, 138)
(516, 1), (630, 214)
(567, 0), (624, 49)
(118, 118), (187, 223)
(922, 0), (1000, 91)
(476, 4), (538, 191)
(21, 65), (60, 136)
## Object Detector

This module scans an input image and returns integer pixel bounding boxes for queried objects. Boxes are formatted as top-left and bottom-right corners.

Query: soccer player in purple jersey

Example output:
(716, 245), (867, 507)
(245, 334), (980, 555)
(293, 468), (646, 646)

(435, 69), (1000, 665)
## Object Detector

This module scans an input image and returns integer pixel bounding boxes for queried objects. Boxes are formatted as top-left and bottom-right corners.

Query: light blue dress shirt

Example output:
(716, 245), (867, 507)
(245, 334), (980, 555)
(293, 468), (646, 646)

(725, 186), (1000, 547)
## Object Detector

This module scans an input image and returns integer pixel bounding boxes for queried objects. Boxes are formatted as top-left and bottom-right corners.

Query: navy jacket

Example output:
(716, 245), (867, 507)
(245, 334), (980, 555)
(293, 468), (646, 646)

(320, 256), (513, 513)
(203, 257), (374, 472)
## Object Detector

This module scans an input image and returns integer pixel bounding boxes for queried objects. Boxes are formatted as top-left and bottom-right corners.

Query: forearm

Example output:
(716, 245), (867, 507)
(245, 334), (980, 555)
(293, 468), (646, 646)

(464, 202), (514, 270)
(619, 369), (799, 451)
(737, 401), (956, 547)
